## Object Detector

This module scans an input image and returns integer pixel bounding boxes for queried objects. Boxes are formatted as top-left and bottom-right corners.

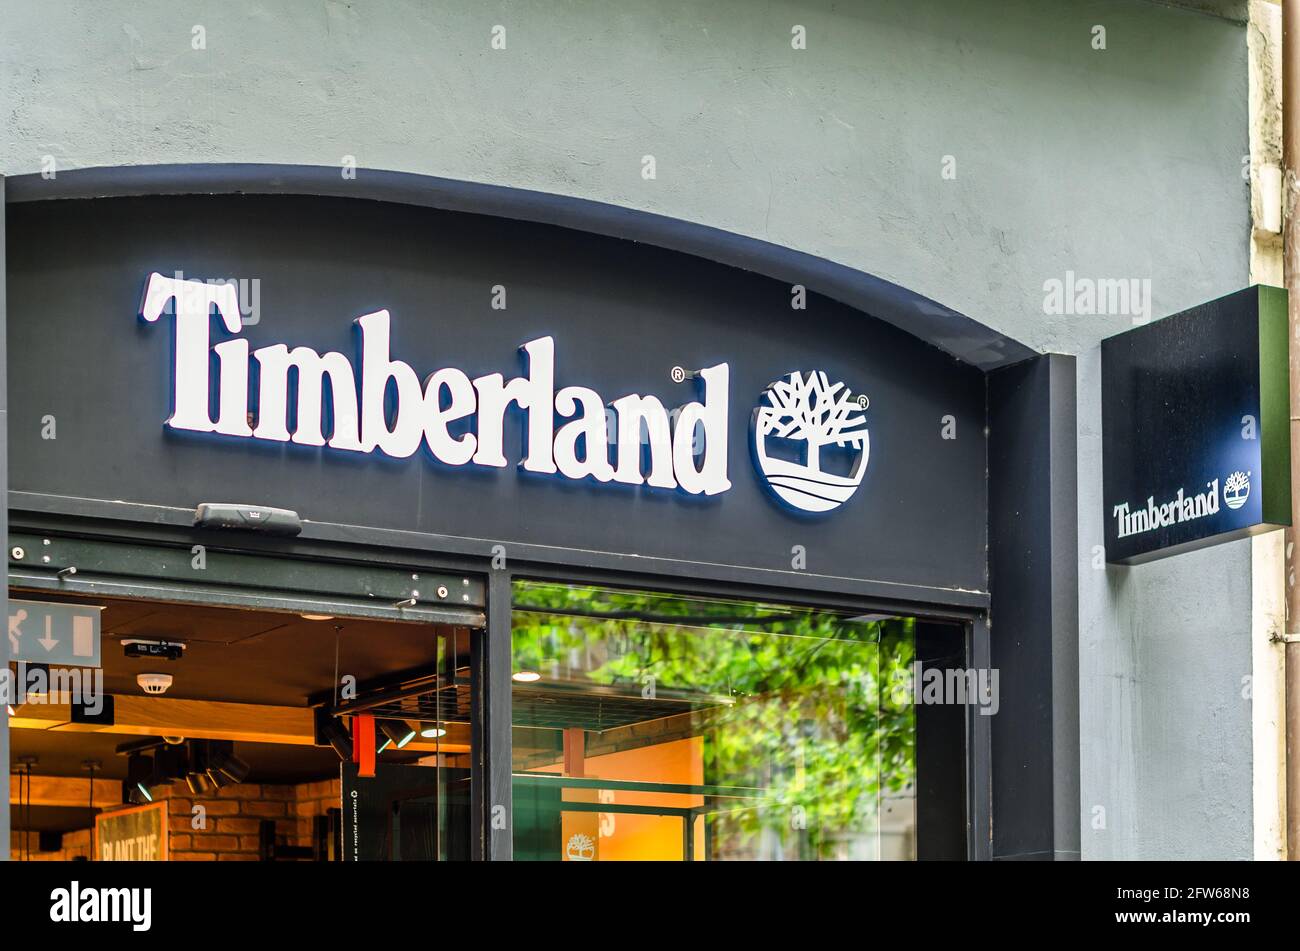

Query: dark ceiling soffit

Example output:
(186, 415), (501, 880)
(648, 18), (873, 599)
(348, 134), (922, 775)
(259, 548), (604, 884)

(4, 163), (1034, 372)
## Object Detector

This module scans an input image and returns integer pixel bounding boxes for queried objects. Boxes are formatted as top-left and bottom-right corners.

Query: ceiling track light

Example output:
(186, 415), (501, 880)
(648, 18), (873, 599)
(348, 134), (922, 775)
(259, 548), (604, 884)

(379, 719), (418, 751)
(316, 713), (353, 763)
(125, 754), (154, 804)
(207, 743), (250, 785)
(185, 771), (214, 796)
(151, 743), (190, 788)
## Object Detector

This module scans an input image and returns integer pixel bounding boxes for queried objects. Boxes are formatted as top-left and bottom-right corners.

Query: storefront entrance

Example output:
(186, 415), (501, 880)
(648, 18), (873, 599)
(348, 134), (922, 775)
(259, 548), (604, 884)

(3, 165), (1078, 860)
(6, 531), (481, 861)
(7, 535), (971, 861)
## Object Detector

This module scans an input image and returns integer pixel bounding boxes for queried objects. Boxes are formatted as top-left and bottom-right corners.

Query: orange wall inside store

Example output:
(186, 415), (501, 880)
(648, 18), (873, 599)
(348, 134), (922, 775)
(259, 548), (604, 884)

(548, 736), (707, 861)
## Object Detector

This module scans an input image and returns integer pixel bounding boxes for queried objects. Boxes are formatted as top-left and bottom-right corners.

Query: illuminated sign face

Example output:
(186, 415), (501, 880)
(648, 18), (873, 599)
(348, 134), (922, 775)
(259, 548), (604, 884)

(139, 273), (732, 497)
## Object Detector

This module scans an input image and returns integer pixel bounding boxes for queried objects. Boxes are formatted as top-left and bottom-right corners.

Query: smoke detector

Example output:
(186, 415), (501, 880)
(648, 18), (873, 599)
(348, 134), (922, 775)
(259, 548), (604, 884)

(137, 673), (174, 696)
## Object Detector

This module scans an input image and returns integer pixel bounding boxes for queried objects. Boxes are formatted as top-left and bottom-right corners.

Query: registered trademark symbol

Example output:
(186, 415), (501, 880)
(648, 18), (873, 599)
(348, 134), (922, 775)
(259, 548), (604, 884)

(670, 365), (687, 383)
(857, 394), (869, 410)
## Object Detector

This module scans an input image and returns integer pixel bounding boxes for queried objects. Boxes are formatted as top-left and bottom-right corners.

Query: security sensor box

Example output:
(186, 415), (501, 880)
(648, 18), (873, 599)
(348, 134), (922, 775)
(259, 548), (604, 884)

(122, 639), (186, 662)
(194, 502), (303, 536)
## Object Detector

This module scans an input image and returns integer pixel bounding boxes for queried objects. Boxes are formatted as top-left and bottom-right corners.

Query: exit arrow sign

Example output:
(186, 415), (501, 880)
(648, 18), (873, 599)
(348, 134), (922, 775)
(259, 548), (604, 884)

(7, 599), (102, 667)
(38, 615), (59, 652)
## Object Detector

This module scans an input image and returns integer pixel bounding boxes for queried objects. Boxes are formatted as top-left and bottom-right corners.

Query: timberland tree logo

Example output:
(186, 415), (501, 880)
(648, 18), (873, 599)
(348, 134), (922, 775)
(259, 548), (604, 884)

(1223, 470), (1250, 510)
(752, 371), (869, 513)
(565, 832), (596, 861)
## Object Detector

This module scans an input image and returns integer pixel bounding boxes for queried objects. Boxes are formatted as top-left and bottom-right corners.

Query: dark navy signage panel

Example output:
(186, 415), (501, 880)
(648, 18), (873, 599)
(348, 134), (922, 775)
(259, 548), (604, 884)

(6, 195), (987, 591)
(1102, 286), (1290, 565)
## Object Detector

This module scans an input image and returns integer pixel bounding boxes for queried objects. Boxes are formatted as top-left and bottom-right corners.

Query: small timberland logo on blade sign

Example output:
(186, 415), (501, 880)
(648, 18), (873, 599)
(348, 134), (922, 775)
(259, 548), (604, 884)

(752, 370), (869, 513)
(49, 881), (152, 932)
(1223, 470), (1250, 510)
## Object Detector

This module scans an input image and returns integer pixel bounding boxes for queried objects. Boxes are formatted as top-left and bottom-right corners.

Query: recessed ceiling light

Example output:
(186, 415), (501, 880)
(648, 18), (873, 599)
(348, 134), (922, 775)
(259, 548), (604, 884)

(419, 724), (447, 739)
(512, 671), (541, 683)
(300, 613), (334, 621)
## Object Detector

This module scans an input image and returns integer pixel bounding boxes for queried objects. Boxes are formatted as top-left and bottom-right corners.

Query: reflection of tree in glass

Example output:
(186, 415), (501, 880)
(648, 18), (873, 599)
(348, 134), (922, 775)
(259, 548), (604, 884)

(512, 583), (916, 860)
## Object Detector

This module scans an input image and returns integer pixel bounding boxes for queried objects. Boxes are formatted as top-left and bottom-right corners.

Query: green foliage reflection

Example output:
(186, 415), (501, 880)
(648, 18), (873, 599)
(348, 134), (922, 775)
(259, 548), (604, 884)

(511, 582), (917, 860)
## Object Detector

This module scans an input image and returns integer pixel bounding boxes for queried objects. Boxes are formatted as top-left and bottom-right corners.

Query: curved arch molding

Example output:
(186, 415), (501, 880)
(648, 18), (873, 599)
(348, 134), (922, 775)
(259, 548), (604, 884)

(3, 163), (1033, 371)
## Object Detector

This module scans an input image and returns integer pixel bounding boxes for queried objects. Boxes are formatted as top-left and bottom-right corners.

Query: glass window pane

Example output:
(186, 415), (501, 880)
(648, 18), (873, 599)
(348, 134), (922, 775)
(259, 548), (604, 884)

(510, 581), (946, 861)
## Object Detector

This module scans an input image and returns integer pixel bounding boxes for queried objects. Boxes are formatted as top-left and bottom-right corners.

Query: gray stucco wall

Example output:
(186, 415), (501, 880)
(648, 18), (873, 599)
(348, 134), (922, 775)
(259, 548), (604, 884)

(1078, 350), (1255, 859)
(0, 0), (1254, 858)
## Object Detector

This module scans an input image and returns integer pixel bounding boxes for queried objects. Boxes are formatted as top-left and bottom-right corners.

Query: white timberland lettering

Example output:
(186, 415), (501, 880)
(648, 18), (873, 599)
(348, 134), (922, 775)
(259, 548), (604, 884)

(1112, 480), (1220, 539)
(139, 273), (731, 496)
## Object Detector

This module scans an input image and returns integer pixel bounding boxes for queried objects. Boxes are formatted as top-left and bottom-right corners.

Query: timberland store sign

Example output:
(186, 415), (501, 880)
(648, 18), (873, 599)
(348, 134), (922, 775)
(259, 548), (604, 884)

(140, 272), (868, 514)
(7, 194), (987, 593)
(1102, 286), (1291, 565)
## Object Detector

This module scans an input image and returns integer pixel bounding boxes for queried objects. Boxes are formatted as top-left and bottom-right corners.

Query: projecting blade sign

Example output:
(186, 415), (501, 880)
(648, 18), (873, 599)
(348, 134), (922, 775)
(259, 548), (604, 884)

(7, 599), (102, 667)
(1101, 285), (1291, 563)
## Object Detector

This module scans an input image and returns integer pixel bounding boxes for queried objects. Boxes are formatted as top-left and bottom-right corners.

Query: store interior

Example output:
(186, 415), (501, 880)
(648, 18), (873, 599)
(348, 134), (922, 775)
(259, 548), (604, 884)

(7, 592), (467, 861)
(8, 580), (966, 861)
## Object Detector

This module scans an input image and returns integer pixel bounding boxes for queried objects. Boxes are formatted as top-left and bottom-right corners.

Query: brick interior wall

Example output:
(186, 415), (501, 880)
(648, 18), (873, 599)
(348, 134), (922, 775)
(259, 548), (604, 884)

(11, 828), (92, 861)
(11, 777), (341, 861)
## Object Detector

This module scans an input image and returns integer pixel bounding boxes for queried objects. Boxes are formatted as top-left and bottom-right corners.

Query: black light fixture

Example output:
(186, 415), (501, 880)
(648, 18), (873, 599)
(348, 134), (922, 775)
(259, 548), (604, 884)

(185, 770), (213, 795)
(125, 754), (154, 804)
(205, 741), (250, 786)
(314, 708), (353, 762)
(151, 742), (189, 788)
(183, 739), (213, 794)
(114, 737), (254, 797)
(378, 719), (417, 752)
(71, 694), (115, 726)
(23, 663), (50, 700)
